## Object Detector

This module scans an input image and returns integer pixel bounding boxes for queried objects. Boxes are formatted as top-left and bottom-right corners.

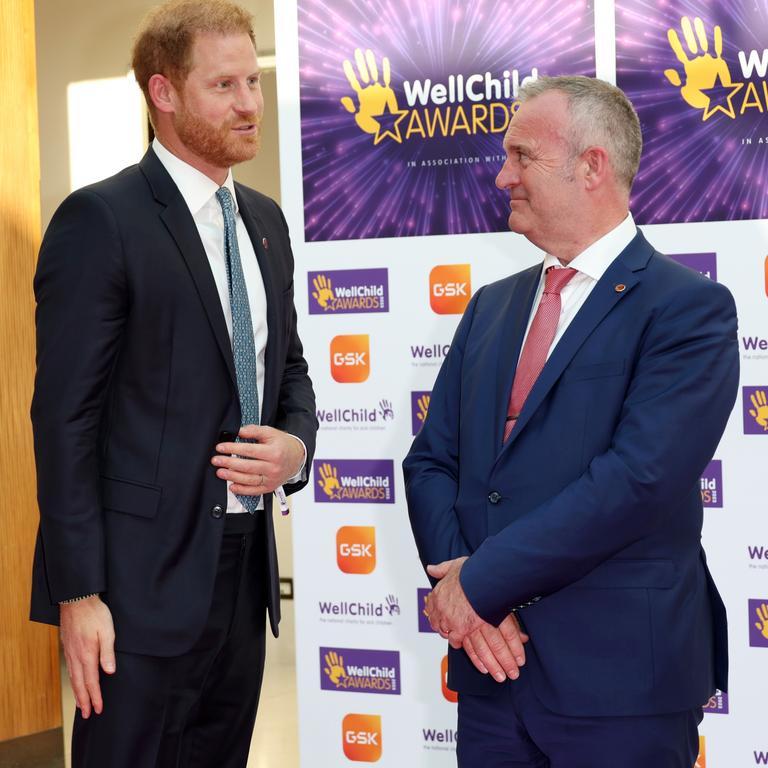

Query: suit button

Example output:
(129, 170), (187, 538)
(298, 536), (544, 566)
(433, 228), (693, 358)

(488, 491), (502, 504)
(211, 505), (224, 519)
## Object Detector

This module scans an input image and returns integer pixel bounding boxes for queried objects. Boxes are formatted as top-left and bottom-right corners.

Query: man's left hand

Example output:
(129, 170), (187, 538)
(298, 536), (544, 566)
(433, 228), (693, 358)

(425, 557), (484, 646)
(212, 425), (304, 495)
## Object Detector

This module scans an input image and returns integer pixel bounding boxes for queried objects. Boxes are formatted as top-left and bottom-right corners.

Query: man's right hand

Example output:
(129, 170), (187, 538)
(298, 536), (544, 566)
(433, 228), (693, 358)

(462, 613), (529, 682)
(59, 596), (116, 718)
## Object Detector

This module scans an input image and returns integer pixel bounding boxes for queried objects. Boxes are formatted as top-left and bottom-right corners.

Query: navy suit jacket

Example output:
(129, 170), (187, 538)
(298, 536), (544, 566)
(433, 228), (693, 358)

(404, 231), (739, 717)
(30, 148), (317, 656)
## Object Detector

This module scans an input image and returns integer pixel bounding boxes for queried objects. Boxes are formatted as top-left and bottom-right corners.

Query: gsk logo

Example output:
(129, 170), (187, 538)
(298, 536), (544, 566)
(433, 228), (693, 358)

(695, 735), (706, 768)
(430, 264), (471, 314)
(441, 655), (458, 703)
(764, 255), (767, 297)
(342, 713), (382, 762)
(331, 335), (370, 383)
(337, 526), (376, 574)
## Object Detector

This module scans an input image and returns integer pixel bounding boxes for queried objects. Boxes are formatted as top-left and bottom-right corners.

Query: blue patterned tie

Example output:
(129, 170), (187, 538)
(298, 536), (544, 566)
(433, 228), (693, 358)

(216, 186), (260, 512)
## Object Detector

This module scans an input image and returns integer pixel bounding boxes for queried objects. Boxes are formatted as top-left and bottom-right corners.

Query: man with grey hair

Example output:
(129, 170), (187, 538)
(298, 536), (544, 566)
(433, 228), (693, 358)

(405, 76), (737, 767)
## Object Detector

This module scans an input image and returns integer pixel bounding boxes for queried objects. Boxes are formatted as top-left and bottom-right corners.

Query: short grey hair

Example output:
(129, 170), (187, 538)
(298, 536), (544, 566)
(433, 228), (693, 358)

(519, 76), (642, 191)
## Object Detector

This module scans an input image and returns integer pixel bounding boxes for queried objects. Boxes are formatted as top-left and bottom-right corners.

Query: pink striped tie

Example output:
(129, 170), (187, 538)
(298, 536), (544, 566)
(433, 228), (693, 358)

(503, 267), (577, 443)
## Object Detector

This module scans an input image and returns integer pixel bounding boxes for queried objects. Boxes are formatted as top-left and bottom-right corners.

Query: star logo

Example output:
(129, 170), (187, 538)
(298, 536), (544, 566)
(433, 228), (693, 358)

(700, 72), (744, 121)
(372, 101), (408, 145)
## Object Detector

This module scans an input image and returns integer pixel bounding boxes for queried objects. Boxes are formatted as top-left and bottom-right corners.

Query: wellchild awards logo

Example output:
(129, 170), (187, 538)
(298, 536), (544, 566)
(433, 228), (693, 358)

(309, 269), (389, 315)
(411, 392), (431, 435)
(617, 4), (768, 223)
(321, 647), (401, 695)
(743, 387), (768, 433)
(297, 0), (596, 240)
(700, 460), (723, 508)
(315, 459), (395, 503)
(749, 600), (768, 648)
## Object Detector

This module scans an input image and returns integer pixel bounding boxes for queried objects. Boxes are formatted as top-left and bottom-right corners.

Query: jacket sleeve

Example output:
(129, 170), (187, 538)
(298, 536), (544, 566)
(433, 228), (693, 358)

(31, 188), (128, 603)
(403, 288), (486, 580)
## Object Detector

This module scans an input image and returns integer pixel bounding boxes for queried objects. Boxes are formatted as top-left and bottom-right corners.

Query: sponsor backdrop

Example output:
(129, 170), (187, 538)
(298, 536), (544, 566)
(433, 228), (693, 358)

(275, 0), (768, 764)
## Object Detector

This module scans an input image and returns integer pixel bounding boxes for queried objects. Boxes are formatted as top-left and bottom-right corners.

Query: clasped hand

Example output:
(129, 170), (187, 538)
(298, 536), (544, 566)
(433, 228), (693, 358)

(425, 557), (528, 682)
(211, 425), (304, 495)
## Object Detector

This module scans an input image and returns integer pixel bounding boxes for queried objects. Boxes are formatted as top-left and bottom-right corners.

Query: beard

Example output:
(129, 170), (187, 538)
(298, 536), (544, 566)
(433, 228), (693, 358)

(173, 104), (262, 169)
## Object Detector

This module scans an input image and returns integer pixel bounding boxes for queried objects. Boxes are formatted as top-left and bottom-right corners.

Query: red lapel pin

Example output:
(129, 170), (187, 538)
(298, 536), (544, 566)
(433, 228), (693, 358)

(262, 237), (269, 250)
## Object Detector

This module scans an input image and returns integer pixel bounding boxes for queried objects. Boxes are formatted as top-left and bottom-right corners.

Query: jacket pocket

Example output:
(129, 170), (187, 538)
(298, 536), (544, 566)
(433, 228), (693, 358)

(101, 475), (162, 519)
(570, 558), (675, 589)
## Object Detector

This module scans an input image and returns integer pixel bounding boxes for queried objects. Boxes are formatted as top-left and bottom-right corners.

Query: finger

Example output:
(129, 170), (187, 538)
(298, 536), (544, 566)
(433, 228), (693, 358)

(67, 658), (92, 719)
(498, 616), (527, 665)
(99, 630), (116, 676)
(693, 17), (708, 53)
(426, 561), (451, 579)
(343, 59), (362, 93)
(216, 467), (272, 488)
(238, 424), (274, 441)
(714, 24), (723, 57)
(447, 629), (464, 649)
(83, 655), (104, 715)
(365, 49), (379, 82)
(230, 481), (276, 496)
(681, 16), (698, 54)
(664, 69), (682, 87)
(467, 629), (506, 682)
(383, 56), (391, 87)
(212, 454), (270, 475)
(462, 634), (488, 674)
(667, 28), (689, 65)
(479, 624), (520, 680)
(354, 48), (370, 83)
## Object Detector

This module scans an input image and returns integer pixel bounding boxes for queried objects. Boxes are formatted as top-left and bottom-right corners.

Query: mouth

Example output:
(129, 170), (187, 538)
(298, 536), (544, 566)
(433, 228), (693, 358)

(232, 124), (257, 135)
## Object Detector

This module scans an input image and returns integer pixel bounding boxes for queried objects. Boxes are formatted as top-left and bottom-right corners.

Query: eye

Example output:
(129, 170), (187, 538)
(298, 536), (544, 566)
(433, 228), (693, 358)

(216, 80), (232, 90)
(247, 75), (261, 87)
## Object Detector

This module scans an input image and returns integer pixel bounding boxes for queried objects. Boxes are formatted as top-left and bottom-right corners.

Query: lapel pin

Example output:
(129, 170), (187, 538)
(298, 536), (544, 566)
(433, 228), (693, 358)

(262, 237), (269, 250)
(615, 283), (626, 293)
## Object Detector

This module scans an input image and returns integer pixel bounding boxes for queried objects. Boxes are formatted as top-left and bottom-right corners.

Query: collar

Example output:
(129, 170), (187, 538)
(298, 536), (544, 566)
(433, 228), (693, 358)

(152, 138), (237, 216)
(544, 213), (636, 281)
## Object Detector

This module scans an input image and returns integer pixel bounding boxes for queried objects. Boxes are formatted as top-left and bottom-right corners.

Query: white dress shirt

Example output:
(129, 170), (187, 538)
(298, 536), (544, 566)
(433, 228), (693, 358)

(153, 139), (303, 513)
(518, 213), (637, 363)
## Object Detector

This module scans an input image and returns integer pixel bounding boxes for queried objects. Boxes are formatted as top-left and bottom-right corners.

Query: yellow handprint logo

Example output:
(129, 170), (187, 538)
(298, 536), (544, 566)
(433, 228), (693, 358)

(416, 394), (431, 427)
(312, 274), (335, 310)
(340, 49), (407, 144)
(754, 602), (768, 640)
(664, 16), (743, 121)
(749, 390), (768, 431)
(317, 462), (341, 499)
(323, 651), (347, 686)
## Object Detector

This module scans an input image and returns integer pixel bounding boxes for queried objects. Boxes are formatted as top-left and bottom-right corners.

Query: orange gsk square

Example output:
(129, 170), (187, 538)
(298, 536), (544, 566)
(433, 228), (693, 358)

(331, 334), (370, 383)
(336, 526), (376, 574)
(695, 735), (706, 768)
(342, 713), (382, 762)
(441, 654), (458, 703)
(430, 264), (471, 314)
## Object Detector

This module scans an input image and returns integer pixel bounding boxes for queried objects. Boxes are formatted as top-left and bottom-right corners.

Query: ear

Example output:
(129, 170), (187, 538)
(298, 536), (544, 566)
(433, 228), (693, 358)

(580, 146), (610, 191)
(147, 74), (180, 115)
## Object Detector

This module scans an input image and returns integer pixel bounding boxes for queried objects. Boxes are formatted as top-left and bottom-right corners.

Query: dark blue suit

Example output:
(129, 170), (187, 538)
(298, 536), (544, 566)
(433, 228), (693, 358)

(404, 232), (738, 763)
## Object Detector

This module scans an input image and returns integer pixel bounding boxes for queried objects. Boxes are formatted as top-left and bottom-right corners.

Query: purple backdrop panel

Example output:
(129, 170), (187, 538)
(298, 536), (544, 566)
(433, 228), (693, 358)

(297, 0), (596, 241)
(616, 0), (768, 224)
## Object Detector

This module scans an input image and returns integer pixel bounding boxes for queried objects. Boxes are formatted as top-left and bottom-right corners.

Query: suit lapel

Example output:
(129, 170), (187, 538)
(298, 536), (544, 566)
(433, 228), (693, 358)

(236, 186), (280, 423)
(140, 149), (238, 388)
(493, 264), (542, 447)
(498, 231), (653, 455)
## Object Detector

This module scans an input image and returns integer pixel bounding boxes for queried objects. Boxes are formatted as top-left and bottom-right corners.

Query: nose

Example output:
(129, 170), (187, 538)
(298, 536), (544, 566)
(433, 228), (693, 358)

(235, 81), (263, 116)
(495, 156), (519, 190)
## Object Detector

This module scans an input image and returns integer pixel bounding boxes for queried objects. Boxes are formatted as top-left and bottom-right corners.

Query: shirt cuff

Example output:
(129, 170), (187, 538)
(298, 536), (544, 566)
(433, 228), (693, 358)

(285, 433), (307, 483)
